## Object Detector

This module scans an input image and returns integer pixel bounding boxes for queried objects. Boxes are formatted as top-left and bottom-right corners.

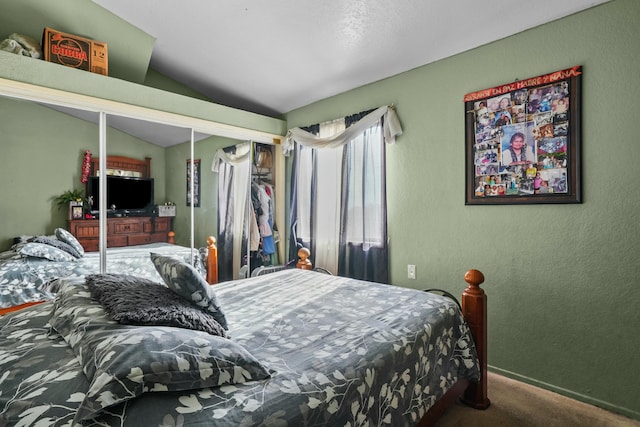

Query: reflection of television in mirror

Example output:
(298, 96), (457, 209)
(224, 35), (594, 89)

(87, 176), (154, 216)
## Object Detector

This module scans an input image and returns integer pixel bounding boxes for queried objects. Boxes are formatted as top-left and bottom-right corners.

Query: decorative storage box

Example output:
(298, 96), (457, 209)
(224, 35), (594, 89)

(43, 27), (108, 76)
(157, 205), (176, 217)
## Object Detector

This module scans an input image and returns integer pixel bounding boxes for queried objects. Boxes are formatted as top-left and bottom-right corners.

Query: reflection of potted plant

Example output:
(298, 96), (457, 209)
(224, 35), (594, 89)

(54, 189), (86, 220)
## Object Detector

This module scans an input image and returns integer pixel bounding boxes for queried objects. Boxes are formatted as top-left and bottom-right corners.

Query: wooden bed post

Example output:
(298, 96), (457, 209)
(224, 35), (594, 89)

(461, 269), (491, 409)
(206, 236), (218, 285)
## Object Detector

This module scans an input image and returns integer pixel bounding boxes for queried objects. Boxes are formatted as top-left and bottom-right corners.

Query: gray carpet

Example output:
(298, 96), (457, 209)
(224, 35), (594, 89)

(434, 372), (640, 427)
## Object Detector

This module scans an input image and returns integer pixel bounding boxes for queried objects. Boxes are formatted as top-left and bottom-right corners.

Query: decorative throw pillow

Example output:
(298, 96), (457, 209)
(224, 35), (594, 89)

(86, 273), (227, 337)
(18, 242), (78, 262)
(150, 252), (228, 330)
(55, 228), (85, 257)
(12, 235), (34, 245)
(50, 281), (271, 423)
(32, 236), (83, 258)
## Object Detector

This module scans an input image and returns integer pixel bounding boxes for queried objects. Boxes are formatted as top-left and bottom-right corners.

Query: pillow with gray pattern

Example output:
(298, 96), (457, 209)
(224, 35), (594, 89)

(18, 242), (78, 262)
(32, 236), (83, 258)
(150, 252), (228, 330)
(50, 280), (271, 424)
(55, 228), (85, 257)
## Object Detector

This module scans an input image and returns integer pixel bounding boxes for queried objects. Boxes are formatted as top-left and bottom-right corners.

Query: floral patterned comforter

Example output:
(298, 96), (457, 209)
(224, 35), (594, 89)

(0, 243), (204, 310)
(0, 269), (480, 426)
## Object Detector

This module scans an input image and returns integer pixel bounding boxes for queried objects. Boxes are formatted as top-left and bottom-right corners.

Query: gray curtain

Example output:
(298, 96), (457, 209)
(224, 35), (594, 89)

(216, 159), (236, 282)
(288, 110), (393, 283)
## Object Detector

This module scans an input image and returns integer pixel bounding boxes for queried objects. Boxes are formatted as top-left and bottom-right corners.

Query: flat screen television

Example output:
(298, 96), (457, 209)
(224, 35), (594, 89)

(87, 175), (154, 215)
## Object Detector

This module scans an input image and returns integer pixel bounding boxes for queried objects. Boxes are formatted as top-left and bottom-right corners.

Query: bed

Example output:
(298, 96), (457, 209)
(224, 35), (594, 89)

(0, 254), (489, 426)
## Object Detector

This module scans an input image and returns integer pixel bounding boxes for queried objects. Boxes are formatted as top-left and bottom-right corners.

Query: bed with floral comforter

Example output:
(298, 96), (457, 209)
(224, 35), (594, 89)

(0, 228), (204, 312)
(0, 267), (479, 426)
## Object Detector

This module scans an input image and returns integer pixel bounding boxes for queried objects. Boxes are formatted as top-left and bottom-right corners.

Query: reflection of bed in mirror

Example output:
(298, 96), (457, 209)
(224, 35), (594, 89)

(0, 240), (205, 315)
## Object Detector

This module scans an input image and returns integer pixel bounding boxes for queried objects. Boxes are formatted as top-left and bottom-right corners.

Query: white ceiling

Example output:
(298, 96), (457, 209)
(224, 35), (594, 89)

(92, 0), (609, 118)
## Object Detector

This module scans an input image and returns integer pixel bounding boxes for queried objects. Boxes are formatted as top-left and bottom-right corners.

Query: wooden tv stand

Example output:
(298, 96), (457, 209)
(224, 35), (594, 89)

(68, 216), (172, 252)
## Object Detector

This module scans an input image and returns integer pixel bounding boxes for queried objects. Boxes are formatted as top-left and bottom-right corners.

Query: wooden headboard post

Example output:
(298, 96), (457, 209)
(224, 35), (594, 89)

(461, 269), (491, 409)
(90, 156), (152, 178)
(205, 236), (218, 284)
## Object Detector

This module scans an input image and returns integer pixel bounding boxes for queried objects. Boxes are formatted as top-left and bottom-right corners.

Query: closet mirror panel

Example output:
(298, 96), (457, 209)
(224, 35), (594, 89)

(0, 91), (200, 275)
(102, 113), (192, 258)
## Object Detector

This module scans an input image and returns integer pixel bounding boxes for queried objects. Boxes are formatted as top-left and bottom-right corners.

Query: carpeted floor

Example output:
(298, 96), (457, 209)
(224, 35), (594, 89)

(434, 372), (640, 427)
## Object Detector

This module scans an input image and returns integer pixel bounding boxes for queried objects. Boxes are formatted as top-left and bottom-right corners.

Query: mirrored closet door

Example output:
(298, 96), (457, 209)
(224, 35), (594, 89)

(0, 88), (199, 267)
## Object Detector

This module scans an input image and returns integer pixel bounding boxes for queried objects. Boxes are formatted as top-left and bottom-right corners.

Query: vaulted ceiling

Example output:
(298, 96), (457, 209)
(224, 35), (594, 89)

(92, 0), (610, 117)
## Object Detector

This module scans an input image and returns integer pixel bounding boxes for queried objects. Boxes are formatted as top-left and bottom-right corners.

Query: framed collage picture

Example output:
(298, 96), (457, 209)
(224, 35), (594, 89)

(464, 66), (582, 205)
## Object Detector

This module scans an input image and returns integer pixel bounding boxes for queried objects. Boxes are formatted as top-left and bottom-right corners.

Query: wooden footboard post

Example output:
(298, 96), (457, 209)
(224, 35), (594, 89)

(206, 236), (218, 285)
(461, 269), (491, 409)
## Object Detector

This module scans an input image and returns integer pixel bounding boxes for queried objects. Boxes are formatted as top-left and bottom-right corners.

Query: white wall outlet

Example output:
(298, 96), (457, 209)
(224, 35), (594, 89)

(407, 264), (416, 280)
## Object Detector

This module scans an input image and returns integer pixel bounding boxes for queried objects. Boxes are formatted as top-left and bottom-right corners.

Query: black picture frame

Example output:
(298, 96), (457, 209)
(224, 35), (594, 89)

(464, 66), (582, 205)
(70, 203), (84, 220)
(186, 159), (201, 207)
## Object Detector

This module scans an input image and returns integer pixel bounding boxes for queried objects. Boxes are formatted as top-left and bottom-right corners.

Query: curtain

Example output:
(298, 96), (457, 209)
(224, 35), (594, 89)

(339, 120), (388, 282)
(212, 142), (251, 281)
(283, 105), (402, 154)
(287, 105), (401, 283)
(313, 118), (344, 274)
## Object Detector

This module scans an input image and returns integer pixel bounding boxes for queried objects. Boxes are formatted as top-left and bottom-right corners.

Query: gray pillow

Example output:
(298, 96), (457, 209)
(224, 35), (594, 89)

(18, 242), (77, 262)
(50, 280), (271, 424)
(86, 273), (226, 337)
(150, 252), (228, 330)
(55, 228), (85, 257)
(32, 236), (83, 258)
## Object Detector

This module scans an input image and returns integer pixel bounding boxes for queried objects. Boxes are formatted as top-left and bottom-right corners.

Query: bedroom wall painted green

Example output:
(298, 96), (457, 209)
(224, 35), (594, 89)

(284, 0), (639, 420)
(0, 0), (637, 421)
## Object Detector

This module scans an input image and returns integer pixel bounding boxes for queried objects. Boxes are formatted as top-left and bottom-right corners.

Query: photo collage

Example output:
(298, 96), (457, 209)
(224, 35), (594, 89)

(472, 81), (570, 198)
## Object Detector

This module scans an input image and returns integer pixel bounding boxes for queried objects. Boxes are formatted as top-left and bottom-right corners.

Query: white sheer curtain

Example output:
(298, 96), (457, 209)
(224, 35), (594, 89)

(212, 142), (251, 280)
(313, 118), (345, 274)
(343, 123), (384, 247)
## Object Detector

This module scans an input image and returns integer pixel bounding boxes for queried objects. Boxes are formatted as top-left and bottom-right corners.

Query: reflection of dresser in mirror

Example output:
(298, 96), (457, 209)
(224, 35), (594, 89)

(68, 155), (174, 252)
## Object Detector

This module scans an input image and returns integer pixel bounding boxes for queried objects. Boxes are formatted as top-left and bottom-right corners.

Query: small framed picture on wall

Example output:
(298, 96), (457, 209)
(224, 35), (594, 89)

(186, 159), (201, 207)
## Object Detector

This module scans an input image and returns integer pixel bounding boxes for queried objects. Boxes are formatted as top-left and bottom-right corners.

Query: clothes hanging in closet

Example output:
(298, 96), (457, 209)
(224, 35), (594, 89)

(249, 181), (277, 269)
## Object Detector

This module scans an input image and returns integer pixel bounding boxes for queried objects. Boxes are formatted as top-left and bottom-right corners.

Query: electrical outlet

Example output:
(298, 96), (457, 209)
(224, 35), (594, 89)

(407, 264), (416, 280)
